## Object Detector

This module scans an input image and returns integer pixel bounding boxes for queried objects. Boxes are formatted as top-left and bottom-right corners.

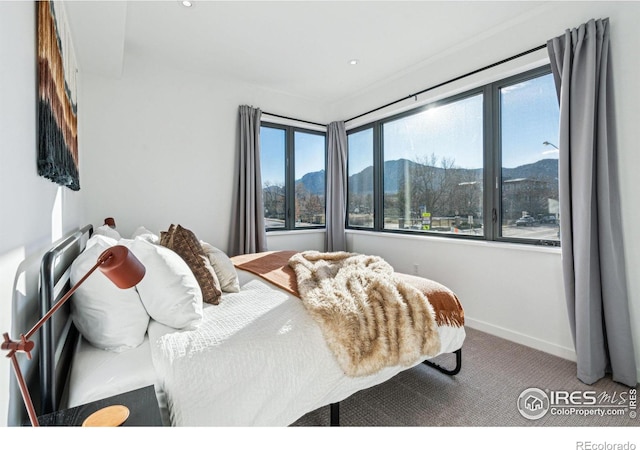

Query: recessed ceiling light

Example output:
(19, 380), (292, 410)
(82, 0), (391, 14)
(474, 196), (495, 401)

(349, 59), (359, 65)
(181, 1), (193, 7)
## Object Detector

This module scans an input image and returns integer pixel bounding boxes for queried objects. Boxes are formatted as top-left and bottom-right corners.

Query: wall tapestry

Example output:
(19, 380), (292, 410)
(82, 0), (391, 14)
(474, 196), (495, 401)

(37, 0), (79, 191)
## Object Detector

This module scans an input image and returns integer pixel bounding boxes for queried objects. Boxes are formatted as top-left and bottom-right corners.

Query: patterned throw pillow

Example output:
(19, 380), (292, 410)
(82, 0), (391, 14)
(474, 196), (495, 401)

(159, 224), (176, 247)
(161, 224), (222, 305)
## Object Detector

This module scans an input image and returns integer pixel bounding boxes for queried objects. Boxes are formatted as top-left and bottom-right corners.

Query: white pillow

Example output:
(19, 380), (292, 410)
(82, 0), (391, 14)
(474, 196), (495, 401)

(93, 225), (121, 240)
(131, 226), (159, 244)
(86, 234), (117, 249)
(127, 238), (203, 329)
(200, 241), (240, 293)
(70, 236), (149, 352)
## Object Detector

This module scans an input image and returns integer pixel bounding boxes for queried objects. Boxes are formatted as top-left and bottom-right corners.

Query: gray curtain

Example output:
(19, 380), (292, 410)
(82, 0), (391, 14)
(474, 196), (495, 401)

(547, 18), (636, 387)
(325, 121), (348, 252)
(229, 105), (267, 256)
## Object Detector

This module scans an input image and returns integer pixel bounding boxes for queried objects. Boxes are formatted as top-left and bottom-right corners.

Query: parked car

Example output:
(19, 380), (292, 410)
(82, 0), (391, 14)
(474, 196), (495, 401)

(539, 215), (557, 224)
(515, 216), (536, 227)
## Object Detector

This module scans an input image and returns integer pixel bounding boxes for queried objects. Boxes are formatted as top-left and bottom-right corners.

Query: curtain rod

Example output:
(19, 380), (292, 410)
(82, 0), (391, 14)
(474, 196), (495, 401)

(262, 111), (327, 128)
(344, 43), (548, 124)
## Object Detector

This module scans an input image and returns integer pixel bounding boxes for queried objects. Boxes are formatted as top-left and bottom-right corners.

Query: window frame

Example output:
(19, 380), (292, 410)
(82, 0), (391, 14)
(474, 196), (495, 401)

(260, 122), (327, 231)
(490, 65), (560, 247)
(345, 65), (560, 247)
(346, 124), (376, 230)
(380, 87), (486, 239)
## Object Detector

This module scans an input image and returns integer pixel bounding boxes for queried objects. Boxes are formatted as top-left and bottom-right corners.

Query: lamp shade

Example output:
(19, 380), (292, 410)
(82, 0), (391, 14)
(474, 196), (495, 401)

(98, 245), (145, 289)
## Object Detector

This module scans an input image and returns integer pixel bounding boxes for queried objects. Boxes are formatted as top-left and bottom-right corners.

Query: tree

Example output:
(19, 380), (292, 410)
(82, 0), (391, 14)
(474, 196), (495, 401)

(395, 154), (464, 226)
(295, 182), (325, 225)
(262, 181), (285, 222)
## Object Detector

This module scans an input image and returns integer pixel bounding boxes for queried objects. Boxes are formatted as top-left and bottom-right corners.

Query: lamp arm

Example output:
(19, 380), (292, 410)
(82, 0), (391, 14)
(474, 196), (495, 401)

(1, 251), (113, 426)
(7, 351), (39, 426)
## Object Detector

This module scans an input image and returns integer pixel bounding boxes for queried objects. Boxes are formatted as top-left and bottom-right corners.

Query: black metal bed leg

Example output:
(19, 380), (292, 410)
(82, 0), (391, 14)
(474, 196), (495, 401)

(330, 402), (340, 426)
(422, 348), (462, 376)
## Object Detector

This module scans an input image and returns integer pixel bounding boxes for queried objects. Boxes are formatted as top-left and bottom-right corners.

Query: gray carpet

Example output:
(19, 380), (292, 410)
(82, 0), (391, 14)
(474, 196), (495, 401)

(291, 327), (638, 427)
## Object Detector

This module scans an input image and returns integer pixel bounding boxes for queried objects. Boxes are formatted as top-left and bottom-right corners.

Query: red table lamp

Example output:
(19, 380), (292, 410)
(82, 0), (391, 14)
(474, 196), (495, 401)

(2, 245), (145, 427)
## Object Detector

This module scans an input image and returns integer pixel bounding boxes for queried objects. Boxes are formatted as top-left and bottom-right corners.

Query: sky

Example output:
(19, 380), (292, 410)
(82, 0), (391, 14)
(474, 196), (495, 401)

(260, 127), (286, 186)
(262, 72), (559, 184)
(381, 93), (484, 172)
(261, 127), (325, 186)
(501, 73), (560, 168)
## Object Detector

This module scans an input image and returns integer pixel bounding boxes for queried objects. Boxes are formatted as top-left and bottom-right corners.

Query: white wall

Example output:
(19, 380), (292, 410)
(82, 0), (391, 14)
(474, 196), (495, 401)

(335, 1), (640, 380)
(346, 233), (572, 357)
(80, 50), (329, 252)
(266, 229), (325, 253)
(0, 2), (86, 425)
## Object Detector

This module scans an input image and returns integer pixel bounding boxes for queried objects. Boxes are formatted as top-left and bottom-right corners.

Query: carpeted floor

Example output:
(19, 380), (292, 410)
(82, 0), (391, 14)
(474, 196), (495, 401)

(291, 327), (638, 427)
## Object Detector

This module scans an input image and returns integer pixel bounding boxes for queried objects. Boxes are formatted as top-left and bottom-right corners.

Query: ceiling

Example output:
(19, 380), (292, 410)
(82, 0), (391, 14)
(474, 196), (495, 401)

(64, 1), (550, 103)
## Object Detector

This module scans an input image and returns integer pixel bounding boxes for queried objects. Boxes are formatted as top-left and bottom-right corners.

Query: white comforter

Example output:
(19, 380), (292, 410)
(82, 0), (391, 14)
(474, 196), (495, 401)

(147, 270), (465, 426)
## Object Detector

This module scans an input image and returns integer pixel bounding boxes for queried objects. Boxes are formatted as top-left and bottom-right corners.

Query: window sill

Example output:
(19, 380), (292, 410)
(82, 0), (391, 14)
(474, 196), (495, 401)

(345, 228), (562, 255)
(266, 228), (326, 237)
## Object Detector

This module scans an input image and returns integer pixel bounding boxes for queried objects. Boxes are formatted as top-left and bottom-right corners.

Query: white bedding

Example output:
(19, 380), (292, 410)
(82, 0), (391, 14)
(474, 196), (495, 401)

(148, 269), (466, 426)
(65, 335), (171, 426)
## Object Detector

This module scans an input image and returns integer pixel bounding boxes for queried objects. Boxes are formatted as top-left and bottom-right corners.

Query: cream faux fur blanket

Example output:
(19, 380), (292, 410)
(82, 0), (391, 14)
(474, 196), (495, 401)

(288, 251), (441, 377)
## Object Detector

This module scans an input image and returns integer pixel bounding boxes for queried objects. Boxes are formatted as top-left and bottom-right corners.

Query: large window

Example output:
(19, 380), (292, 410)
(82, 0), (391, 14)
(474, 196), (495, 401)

(260, 123), (326, 230)
(347, 66), (560, 246)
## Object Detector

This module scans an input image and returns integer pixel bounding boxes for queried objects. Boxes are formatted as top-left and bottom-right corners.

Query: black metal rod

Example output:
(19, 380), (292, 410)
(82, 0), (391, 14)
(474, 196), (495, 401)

(345, 43), (548, 123)
(262, 111), (326, 128)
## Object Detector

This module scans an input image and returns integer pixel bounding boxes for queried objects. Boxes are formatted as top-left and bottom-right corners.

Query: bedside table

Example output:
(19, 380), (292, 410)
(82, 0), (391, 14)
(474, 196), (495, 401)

(36, 385), (163, 426)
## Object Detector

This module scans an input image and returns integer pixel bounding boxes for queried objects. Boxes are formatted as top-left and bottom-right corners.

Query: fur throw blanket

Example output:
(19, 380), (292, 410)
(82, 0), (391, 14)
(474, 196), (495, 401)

(288, 251), (441, 377)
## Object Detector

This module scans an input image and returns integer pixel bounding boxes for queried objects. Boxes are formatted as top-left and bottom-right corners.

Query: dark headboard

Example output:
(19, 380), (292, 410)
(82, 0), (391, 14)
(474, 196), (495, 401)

(38, 224), (93, 417)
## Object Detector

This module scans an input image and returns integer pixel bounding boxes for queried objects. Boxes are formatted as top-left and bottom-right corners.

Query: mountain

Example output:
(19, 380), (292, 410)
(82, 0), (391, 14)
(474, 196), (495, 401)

(349, 165), (374, 194)
(292, 158), (558, 196)
(346, 158), (557, 195)
(349, 159), (424, 194)
(295, 170), (325, 195)
(502, 158), (558, 180)
(381, 159), (420, 194)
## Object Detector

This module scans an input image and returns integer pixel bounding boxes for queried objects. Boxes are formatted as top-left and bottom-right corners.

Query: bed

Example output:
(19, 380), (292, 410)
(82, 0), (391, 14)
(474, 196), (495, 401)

(33, 224), (465, 427)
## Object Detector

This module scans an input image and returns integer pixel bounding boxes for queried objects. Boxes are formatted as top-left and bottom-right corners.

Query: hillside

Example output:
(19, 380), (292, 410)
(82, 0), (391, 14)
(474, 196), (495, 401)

(291, 158), (558, 195)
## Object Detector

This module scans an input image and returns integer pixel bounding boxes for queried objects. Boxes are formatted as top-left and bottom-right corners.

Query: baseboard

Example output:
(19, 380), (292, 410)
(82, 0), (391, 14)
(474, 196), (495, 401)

(464, 317), (577, 362)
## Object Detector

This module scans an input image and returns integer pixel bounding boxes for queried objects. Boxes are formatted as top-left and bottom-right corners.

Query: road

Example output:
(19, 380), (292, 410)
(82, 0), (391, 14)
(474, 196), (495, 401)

(502, 224), (560, 241)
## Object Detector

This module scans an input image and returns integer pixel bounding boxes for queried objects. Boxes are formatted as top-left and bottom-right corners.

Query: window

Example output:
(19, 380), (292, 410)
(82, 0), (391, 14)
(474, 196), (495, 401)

(347, 127), (374, 228)
(261, 126), (286, 229)
(346, 66), (560, 246)
(260, 123), (326, 230)
(498, 71), (560, 243)
(382, 92), (484, 236)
